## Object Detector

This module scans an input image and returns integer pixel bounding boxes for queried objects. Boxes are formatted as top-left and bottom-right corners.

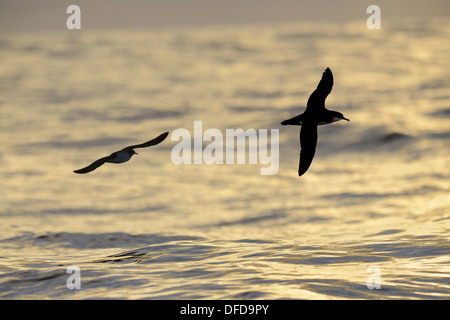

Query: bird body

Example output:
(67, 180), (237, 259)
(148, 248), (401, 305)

(281, 110), (346, 126)
(281, 68), (349, 176)
(74, 131), (169, 174)
(107, 149), (137, 163)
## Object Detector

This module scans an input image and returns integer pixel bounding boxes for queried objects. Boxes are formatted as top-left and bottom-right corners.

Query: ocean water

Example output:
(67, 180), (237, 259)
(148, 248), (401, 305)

(0, 18), (449, 300)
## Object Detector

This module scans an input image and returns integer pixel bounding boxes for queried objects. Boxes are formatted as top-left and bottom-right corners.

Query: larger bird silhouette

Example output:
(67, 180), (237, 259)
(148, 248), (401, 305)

(74, 131), (169, 174)
(281, 68), (349, 176)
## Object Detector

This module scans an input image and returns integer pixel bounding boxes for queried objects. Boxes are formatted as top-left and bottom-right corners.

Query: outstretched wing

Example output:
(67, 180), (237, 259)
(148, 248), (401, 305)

(306, 67), (333, 110)
(74, 155), (111, 174)
(125, 131), (169, 150)
(298, 123), (318, 177)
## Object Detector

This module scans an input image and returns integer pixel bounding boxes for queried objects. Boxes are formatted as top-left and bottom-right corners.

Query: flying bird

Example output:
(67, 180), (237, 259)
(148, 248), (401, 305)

(74, 131), (169, 174)
(281, 67), (349, 176)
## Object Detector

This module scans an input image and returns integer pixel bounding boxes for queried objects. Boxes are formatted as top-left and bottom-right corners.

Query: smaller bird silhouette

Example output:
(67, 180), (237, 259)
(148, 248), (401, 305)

(74, 131), (169, 174)
(281, 67), (349, 177)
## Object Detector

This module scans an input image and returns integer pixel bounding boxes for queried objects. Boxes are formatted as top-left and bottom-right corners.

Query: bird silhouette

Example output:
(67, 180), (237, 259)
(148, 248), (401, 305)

(74, 131), (169, 174)
(281, 68), (349, 176)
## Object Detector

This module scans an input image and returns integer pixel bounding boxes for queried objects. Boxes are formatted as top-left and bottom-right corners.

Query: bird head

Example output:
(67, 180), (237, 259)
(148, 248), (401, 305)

(332, 111), (350, 123)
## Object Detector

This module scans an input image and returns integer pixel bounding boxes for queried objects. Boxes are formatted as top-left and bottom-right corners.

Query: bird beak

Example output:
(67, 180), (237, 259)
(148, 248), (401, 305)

(343, 117), (350, 121)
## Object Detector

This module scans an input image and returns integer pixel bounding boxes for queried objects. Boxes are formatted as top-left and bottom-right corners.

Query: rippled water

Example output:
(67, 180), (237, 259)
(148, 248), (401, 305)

(1, 18), (449, 299)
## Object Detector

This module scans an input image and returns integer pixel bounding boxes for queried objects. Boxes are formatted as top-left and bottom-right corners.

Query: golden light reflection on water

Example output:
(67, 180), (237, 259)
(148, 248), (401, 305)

(1, 18), (449, 299)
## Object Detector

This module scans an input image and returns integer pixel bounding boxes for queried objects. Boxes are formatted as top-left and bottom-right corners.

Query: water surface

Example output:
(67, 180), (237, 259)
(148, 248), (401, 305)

(1, 18), (449, 299)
